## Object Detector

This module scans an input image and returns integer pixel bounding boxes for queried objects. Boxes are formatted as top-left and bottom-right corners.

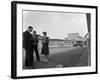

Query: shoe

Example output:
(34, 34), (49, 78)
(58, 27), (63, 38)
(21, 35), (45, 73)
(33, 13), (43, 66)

(45, 59), (48, 64)
(29, 66), (34, 69)
(25, 66), (29, 69)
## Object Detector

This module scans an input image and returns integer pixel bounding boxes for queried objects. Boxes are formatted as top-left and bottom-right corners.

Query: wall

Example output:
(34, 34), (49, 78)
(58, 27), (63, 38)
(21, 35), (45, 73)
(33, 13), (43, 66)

(0, 0), (99, 80)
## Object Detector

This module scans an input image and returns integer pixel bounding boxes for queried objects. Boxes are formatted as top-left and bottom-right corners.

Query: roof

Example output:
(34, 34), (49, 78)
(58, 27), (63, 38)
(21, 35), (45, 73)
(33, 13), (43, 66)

(49, 39), (65, 41)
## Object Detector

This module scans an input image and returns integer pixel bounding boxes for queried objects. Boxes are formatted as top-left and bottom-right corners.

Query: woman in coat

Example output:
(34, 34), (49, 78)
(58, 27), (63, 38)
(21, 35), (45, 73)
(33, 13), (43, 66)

(41, 32), (49, 63)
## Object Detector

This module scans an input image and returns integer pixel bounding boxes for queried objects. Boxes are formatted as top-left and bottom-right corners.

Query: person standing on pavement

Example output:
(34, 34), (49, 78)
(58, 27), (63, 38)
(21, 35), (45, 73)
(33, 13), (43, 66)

(41, 32), (49, 63)
(23, 26), (34, 69)
(32, 31), (40, 62)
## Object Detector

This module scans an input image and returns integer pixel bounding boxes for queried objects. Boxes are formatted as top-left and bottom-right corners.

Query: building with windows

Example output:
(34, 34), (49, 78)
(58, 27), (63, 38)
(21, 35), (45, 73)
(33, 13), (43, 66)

(49, 39), (73, 47)
(37, 34), (73, 48)
(65, 33), (86, 47)
(37, 33), (87, 48)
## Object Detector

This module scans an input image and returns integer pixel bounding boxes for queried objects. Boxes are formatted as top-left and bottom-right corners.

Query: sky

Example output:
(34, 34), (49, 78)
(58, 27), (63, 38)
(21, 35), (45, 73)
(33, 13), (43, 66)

(23, 10), (88, 39)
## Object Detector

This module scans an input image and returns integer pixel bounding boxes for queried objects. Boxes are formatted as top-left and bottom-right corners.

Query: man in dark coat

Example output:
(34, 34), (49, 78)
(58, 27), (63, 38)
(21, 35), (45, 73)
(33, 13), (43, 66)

(23, 26), (34, 68)
(32, 31), (40, 61)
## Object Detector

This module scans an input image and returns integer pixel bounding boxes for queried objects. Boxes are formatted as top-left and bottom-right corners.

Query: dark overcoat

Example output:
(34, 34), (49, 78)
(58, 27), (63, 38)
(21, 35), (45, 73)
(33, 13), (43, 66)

(23, 30), (34, 67)
(23, 30), (33, 48)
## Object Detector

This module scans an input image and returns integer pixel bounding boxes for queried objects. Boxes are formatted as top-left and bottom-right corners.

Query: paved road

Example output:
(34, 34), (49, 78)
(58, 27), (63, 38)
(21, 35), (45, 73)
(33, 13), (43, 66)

(23, 46), (90, 69)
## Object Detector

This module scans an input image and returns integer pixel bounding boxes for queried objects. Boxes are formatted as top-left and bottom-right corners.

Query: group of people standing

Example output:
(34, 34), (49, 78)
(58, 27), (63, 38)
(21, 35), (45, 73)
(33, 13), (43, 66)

(23, 26), (49, 69)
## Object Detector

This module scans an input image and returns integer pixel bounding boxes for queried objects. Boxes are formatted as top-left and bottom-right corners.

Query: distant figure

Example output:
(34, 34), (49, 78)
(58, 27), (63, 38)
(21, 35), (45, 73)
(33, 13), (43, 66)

(41, 32), (49, 63)
(23, 26), (34, 68)
(32, 31), (40, 62)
